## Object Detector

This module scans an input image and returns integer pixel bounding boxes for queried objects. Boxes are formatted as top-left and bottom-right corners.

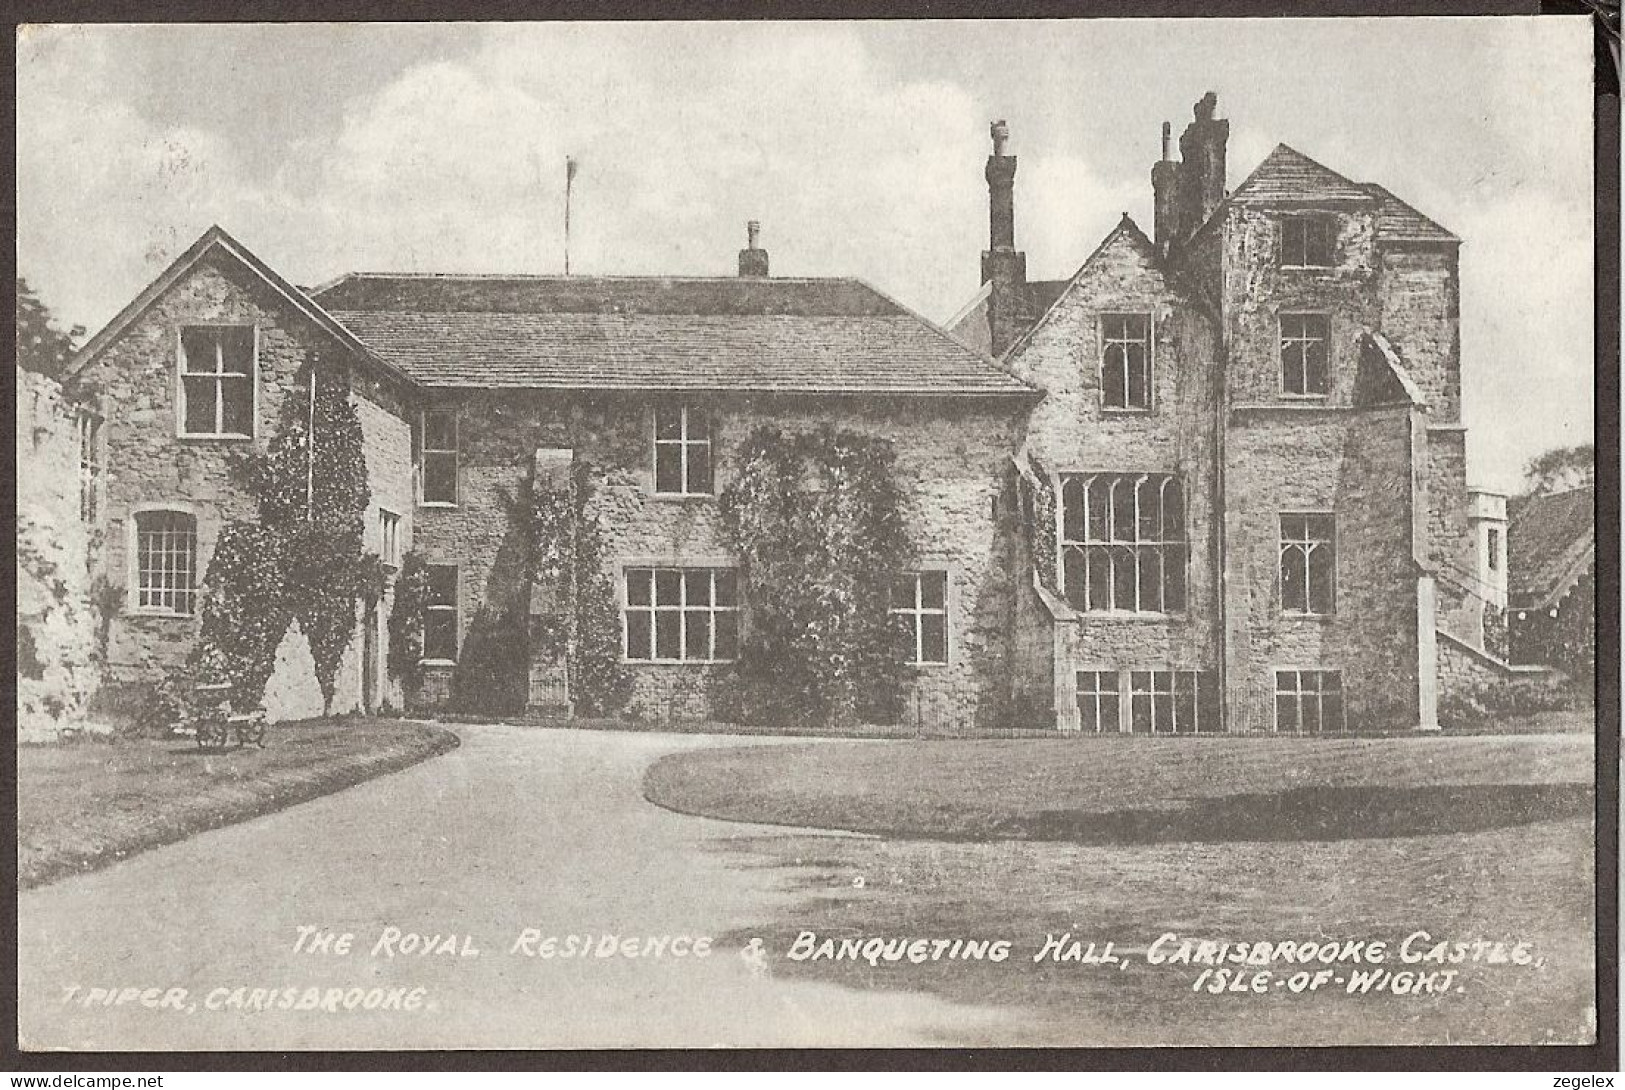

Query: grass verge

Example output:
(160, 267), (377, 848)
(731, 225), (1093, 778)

(18, 717), (460, 890)
(646, 734), (1596, 1046)
(643, 733), (1593, 841)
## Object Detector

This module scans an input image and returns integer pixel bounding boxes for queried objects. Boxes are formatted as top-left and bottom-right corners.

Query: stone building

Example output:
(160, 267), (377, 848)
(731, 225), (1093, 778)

(60, 224), (1033, 728)
(49, 91), (1514, 733)
(950, 94), (1512, 733)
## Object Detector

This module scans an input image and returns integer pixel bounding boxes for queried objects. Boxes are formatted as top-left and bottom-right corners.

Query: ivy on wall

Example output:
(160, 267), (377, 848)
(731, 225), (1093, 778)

(199, 358), (374, 713)
(194, 522), (290, 707)
(1016, 453), (1058, 595)
(718, 424), (912, 728)
(562, 461), (632, 717)
(387, 551), (434, 690)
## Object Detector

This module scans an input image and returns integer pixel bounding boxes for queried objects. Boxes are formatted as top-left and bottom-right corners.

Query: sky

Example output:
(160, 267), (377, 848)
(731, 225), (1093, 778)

(16, 18), (1595, 491)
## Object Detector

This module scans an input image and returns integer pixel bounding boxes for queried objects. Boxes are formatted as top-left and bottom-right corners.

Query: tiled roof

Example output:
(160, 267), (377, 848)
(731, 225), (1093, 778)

(1224, 145), (1458, 243)
(313, 273), (903, 318)
(316, 275), (1032, 395)
(1364, 184), (1459, 243)
(1507, 486), (1596, 611)
(1229, 144), (1377, 205)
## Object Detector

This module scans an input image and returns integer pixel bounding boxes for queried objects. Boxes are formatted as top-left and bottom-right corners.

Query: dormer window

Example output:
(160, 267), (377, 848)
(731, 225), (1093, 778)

(1280, 216), (1335, 268)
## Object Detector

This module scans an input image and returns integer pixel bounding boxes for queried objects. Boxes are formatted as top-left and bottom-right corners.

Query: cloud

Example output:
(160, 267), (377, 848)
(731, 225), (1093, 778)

(1454, 187), (1594, 491)
(17, 27), (272, 330)
(16, 21), (1596, 497)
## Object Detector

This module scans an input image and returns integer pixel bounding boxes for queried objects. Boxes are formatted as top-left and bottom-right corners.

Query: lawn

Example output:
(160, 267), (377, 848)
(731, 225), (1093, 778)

(644, 734), (1597, 1046)
(18, 717), (459, 890)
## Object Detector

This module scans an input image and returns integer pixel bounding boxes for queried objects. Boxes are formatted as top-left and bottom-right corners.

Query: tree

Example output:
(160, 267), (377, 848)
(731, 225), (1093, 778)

(1522, 443), (1595, 497)
(16, 277), (84, 380)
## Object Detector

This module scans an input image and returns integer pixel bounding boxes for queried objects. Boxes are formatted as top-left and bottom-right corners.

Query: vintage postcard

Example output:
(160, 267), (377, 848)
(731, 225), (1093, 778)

(14, 17), (1603, 1053)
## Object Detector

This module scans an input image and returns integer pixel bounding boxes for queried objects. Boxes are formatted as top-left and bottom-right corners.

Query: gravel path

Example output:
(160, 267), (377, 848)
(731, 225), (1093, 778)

(18, 724), (1010, 1050)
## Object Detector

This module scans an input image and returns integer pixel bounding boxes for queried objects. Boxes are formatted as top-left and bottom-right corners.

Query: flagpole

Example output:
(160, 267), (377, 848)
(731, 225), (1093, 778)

(564, 156), (576, 276)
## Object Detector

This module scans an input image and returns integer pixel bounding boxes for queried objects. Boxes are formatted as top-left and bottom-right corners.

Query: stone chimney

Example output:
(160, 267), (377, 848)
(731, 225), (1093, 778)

(1176, 91), (1229, 235)
(1152, 121), (1184, 259)
(981, 120), (1029, 357)
(738, 220), (769, 277)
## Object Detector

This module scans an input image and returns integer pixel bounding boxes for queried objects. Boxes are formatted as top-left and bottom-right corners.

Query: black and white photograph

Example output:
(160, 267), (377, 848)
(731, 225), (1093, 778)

(12, 15), (1606, 1055)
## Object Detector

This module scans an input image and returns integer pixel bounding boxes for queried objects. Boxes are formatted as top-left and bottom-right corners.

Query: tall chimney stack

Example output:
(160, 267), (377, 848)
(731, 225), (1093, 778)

(981, 119), (1029, 357)
(1152, 120), (1184, 258)
(1177, 91), (1229, 235)
(738, 220), (769, 277)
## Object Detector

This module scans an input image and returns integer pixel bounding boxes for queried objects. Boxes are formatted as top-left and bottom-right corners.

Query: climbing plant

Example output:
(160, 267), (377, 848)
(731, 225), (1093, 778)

(203, 358), (374, 712)
(718, 424), (912, 728)
(193, 521), (290, 709)
(564, 461), (632, 717)
(517, 461), (632, 717)
(1017, 453), (1058, 594)
(387, 551), (435, 689)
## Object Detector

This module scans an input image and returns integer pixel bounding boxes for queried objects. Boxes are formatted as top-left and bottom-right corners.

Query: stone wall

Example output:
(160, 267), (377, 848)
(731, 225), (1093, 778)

(1438, 632), (1556, 708)
(406, 389), (1025, 729)
(73, 249), (416, 720)
(16, 367), (99, 741)
(1424, 425), (1485, 646)
(1222, 406), (1423, 732)
(1219, 204), (1381, 408)
(352, 367), (416, 712)
(1378, 245), (1461, 421)
(1003, 225), (1224, 729)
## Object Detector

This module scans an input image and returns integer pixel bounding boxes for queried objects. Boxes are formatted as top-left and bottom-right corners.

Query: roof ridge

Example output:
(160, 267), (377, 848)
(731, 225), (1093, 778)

(1230, 142), (1376, 203)
(319, 271), (864, 286)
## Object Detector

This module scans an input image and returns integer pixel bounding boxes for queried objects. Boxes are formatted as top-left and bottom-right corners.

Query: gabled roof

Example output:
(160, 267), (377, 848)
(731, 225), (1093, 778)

(312, 273), (1034, 396)
(1229, 144), (1378, 205)
(998, 214), (1163, 363)
(1507, 486), (1596, 612)
(66, 226), (407, 388)
(1363, 183), (1460, 244)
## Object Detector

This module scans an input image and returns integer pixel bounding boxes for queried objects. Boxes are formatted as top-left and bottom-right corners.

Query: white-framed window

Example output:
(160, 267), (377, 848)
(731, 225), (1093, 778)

(623, 567), (738, 663)
(1280, 313), (1331, 397)
(178, 326), (256, 438)
(1100, 314), (1152, 411)
(1487, 527), (1502, 572)
(379, 509), (401, 568)
(134, 510), (197, 616)
(419, 409), (458, 506)
(1129, 669), (1221, 734)
(1275, 669), (1345, 733)
(77, 411), (102, 523)
(1280, 513), (1336, 615)
(422, 563), (459, 662)
(890, 571), (949, 665)
(1059, 473), (1187, 613)
(1076, 670), (1121, 733)
(1280, 216), (1335, 268)
(653, 406), (713, 495)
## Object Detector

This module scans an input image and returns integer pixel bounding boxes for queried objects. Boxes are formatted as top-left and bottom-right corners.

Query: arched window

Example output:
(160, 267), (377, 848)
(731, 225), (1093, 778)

(133, 510), (197, 615)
